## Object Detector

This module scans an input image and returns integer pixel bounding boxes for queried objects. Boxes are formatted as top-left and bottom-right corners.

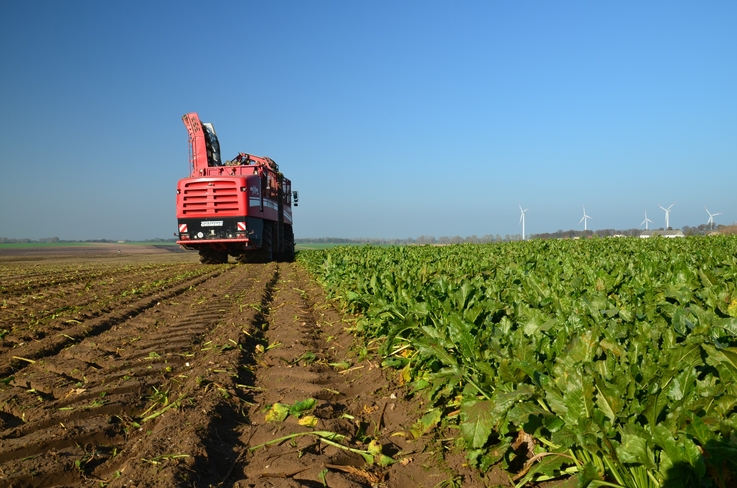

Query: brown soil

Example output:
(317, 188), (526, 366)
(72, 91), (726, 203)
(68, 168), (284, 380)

(0, 247), (511, 488)
(0, 244), (194, 265)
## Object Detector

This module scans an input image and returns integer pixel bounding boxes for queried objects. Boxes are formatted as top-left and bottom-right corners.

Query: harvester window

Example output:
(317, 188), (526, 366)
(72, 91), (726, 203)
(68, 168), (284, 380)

(226, 153), (252, 166)
(266, 174), (279, 197)
(202, 123), (222, 167)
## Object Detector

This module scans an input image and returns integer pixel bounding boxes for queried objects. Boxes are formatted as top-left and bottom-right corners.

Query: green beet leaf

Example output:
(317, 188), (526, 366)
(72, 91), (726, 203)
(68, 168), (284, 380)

(289, 398), (317, 418)
(460, 399), (494, 449)
(615, 424), (655, 469)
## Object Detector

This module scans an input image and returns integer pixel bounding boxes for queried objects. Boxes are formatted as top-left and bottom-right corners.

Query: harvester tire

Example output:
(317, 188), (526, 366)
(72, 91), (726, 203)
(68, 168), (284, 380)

(278, 225), (295, 262)
(258, 221), (274, 262)
(236, 221), (273, 264)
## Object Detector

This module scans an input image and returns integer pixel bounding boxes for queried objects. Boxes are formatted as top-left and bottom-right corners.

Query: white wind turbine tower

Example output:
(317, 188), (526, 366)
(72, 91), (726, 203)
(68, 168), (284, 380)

(641, 211), (653, 230)
(579, 206), (592, 231)
(519, 205), (528, 240)
(705, 207), (722, 230)
(658, 203), (675, 230)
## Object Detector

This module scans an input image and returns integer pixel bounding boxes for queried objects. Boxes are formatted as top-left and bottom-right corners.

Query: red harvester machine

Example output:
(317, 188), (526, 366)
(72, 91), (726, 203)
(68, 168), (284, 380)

(176, 113), (297, 264)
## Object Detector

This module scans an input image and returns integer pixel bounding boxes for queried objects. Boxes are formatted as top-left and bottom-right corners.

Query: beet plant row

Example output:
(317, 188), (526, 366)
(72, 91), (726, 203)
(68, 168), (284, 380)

(299, 236), (737, 488)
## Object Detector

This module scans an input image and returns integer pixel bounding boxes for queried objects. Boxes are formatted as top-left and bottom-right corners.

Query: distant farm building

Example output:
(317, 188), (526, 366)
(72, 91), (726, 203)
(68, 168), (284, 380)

(640, 230), (685, 238)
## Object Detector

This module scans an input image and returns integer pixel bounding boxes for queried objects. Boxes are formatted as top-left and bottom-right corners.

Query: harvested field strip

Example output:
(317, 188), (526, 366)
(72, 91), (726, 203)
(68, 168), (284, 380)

(0, 263), (277, 486)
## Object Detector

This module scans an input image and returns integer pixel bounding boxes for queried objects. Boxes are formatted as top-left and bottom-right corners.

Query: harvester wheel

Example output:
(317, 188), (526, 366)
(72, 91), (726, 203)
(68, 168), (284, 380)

(259, 221), (274, 262)
(199, 250), (228, 264)
(278, 225), (295, 262)
(236, 222), (273, 264)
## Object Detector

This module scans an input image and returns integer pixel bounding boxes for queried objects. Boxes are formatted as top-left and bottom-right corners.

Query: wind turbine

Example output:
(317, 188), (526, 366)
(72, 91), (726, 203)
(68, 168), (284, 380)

(579, 206), (592, 231)
(658, 203), (675, 230)
(705, 207), (722, 230)
(640, 211), (653, 230)
(519, 205), (528, 240)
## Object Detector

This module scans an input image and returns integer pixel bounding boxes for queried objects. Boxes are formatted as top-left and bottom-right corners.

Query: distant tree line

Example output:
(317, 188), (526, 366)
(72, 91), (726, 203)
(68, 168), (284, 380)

(297, 235), (522, 245)
(296, 224), (737, 245)
(0, 237), (62, 243)
(529, 223), (735, 240)
(528, 228), (648, 239)
(682, 223), (737, 236)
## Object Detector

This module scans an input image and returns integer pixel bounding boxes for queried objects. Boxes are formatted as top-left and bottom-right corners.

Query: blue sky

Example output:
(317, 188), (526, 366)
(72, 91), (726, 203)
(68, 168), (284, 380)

(1, 1), (735, 240)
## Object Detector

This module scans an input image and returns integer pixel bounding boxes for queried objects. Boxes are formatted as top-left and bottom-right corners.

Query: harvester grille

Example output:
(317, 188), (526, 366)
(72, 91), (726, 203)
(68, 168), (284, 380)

(181, 180), (240, 215)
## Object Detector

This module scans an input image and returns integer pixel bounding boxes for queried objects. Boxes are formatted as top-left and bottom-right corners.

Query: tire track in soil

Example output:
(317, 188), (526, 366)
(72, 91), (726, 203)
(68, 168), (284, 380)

(0, 263), (278, 487)
(0, 264), (215, 338)
(226, 264), (472, 488)
(0, 266), (225, 378)
(0, 264), (159, 296)
(230, 262), (378, 488)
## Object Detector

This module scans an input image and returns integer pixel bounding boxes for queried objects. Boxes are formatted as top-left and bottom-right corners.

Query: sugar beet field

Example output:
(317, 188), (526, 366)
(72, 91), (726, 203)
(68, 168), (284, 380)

(1, 237), (737, 488)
